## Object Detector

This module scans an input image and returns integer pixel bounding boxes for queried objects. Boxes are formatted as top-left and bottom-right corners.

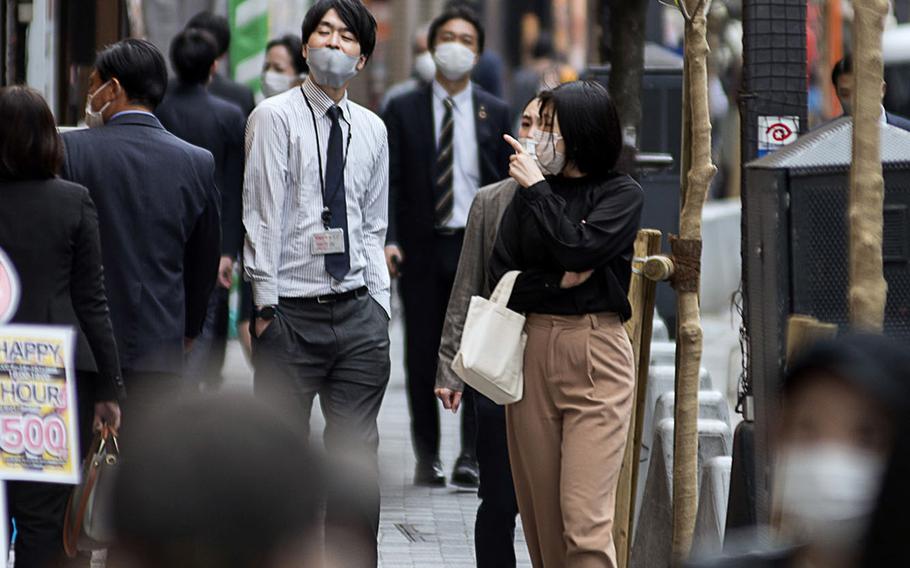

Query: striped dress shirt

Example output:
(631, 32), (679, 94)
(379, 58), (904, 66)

(243, 78), (391, 315)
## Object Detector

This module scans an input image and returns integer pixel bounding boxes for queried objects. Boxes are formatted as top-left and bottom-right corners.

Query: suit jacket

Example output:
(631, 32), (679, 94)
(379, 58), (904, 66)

(157, 82), (246, 258)
(383, 83), (512, 262)
(435, 178), (517, 391)
(887, 111), (910, 131)
(209, 74), (256, 117)
(0, 178), (124, 400)
(62, 113), (221, 375)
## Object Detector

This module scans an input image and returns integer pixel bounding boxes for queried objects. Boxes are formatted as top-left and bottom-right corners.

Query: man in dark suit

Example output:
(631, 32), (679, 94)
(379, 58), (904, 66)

(156, 28), (246, 388)
(62, 39), (221, 403)
(384, 5), (511, 487)
(832, 54), (910, 131)
(186, 11), (256, 117)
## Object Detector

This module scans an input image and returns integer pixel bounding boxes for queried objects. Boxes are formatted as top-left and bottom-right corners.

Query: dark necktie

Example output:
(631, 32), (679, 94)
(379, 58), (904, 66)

(434, 96), (455, 227)
(324, 105), (350, 281)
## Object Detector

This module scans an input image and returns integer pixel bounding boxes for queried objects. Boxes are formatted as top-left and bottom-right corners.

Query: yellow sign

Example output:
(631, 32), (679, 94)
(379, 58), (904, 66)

(0, 325), (79, 484)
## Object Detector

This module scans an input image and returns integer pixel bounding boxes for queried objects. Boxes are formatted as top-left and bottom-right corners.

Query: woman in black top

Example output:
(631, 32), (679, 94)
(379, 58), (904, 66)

(489, 81), (642, 568)
(0, 86), (123, 568)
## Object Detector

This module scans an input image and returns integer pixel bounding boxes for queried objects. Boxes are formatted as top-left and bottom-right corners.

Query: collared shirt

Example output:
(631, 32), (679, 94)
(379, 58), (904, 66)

(432, 80), (480, 229)
(243, 77), (391, 315)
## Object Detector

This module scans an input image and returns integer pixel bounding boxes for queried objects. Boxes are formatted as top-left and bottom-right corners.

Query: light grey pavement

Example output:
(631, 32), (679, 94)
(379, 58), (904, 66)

(221, 301), (742, 567)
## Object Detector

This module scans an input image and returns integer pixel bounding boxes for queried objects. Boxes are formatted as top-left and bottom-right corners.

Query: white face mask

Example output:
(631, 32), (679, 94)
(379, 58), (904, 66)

(261, 70), (296, 98)
(432, 42), (476, 81)
(532, 129), (566, 176)
(84, 81), (112, 129)
(306, 46), (360, 89)
(774, 443), (885, 548)
(414, 51), (437, 83)
(518, 136), (537, 156)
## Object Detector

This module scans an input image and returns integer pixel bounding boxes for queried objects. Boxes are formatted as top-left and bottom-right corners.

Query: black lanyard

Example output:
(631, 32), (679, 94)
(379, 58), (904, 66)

(301, 86), (353, 228)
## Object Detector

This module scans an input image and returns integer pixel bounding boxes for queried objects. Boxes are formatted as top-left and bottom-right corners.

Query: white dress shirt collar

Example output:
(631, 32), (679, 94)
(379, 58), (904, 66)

(432, 79), (473, 109)
(302, 76), (352, 121)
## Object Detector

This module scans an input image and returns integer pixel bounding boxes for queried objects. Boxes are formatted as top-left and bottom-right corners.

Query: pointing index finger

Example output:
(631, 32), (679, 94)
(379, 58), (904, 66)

(503, 134), (524, 154)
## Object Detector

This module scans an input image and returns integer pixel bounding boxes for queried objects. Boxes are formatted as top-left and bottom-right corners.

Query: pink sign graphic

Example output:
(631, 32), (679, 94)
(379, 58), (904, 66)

(0, 248), (21, 324)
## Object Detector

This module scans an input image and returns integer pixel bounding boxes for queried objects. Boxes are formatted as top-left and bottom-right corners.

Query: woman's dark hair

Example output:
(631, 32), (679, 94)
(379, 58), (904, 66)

(0, 86), (63, 181)
(95, 39), (169, 110)
(428, 5), (485, 53)
(186, 11), (231, 57)
(170, 29), (219, 85)
(266, 35), (309, 75)
(301, 0), (377, 60)
(538, 81), (622, 176)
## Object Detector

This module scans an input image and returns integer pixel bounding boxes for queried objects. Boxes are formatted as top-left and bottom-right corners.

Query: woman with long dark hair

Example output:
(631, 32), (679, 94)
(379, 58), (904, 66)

(0, 86), (123, 567)
(489, 80), (643, 567)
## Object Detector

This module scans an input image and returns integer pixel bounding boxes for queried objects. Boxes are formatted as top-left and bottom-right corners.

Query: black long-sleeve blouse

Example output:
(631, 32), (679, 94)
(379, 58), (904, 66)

(488, 172), (643, 318)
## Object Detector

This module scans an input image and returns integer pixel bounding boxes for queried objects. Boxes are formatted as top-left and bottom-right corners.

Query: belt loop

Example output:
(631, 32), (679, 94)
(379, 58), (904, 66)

(590, 313), (598, 328)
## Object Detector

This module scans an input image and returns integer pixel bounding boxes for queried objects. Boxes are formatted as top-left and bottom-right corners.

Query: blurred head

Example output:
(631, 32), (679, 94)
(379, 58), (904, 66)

(114, 393), (324, 568)
(774, 333), (910, 549)
(186, 11), (231, 58)
(411, 26), (435, 82)
(170, 28), (219, 86)
(300, 0), (376, 89)
(429, 6), (483, 82)
(535, 80), (622, 177)
(262, 35), (308, 98)
(265, 35), (308, 77)
(832, 54), (886, 116)
(87, 39), (168, 125)
(531, 32), (555, 61)
(0, 86), (63, 181)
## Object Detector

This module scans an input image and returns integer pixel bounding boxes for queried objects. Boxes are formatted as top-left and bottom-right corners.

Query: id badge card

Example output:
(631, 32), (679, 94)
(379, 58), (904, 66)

(311, 228), (346, 255)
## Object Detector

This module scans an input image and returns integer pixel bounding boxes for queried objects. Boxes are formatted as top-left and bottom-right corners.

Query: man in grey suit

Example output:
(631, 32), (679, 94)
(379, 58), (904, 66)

(434, 96), (542, 568)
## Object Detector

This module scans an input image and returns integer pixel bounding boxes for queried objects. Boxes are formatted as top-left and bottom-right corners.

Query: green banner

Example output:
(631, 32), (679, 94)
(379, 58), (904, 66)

(228, 0), (269, 95)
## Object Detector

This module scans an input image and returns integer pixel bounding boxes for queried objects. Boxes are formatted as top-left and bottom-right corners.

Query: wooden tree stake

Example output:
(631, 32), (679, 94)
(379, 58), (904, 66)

(849, 0), (889, 330)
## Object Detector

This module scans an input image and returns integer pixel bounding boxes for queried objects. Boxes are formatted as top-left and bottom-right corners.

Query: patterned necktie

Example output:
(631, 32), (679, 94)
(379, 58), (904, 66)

(434, 96), (455, 227)
(324, 105), (350, 281)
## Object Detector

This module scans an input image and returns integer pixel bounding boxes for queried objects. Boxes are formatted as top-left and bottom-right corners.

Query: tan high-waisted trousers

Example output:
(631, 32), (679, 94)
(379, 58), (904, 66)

(506, 312), (635, 568)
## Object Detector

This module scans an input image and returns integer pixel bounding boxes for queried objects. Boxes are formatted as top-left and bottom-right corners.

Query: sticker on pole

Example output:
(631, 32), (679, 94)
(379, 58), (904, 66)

(758, 116), (799, 157)
(0, 248), (20, 325)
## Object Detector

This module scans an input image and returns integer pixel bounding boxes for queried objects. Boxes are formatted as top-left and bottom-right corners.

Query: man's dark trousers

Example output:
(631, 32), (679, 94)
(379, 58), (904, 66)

(475, 393), (519, 567)
(251, 291), (390, 567)
(400, 231), (477, 464)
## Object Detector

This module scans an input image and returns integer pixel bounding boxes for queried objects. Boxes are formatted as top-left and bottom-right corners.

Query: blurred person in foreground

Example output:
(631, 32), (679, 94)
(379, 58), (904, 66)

(61, 39), (221, 407)
(691, 333), (910, 568)
(379, 25), (435, 112)
(831, 54), (910, 130)
(383, 4), (511, 488)
(489, 81), (643, 567)
(185, 11), (256, 116)
(243, 0), (390, 564)
(261, 34), (309, 98)
(112, 393), (333, 568)
(435, 95), (544, 567)
(0, 86), (123, 568)
(156, 28), (246, 390)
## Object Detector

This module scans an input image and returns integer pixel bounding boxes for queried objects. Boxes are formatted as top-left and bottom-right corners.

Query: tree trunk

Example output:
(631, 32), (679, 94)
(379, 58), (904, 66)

(672, 0), (717, 560)
(849, 0), (889, 330)
(608, 0), (649, 148)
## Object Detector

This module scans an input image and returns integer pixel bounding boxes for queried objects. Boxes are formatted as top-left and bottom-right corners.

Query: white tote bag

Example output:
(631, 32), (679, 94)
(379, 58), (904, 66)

(451, 271), (526, 405)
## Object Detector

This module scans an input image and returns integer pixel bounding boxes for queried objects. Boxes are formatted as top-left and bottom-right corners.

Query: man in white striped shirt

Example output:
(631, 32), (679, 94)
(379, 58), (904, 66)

(241, 1), (389, 564)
